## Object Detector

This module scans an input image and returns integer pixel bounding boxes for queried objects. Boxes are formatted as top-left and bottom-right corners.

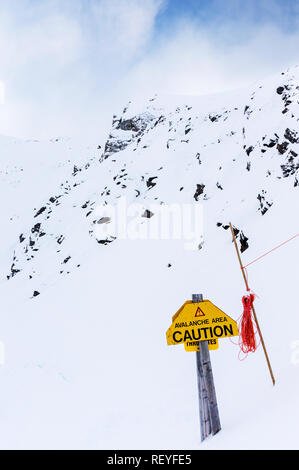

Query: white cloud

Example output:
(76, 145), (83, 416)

(0, 8), (82, 71)
(0, 0), (299, 140)
(121, 20), (299, 100)
(0, 0), (164, 139)
(90, 0), (164, 63)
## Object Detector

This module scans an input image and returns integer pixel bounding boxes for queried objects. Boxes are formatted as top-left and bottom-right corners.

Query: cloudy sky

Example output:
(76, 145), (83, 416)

(0, 0), (299, 140)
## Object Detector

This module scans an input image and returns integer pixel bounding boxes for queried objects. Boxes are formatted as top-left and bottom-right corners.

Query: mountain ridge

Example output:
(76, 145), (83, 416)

(0, 65), (299, 449)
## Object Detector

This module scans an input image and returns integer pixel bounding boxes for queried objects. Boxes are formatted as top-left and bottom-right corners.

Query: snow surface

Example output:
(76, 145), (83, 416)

(0, 66), (299, 450)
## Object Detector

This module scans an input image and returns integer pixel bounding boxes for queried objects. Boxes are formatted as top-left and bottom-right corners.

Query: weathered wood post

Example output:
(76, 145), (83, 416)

(193, 294), (221, 441)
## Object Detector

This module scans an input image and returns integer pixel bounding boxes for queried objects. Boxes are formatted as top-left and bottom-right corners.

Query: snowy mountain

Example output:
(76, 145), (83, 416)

(0, 65), (299, 450)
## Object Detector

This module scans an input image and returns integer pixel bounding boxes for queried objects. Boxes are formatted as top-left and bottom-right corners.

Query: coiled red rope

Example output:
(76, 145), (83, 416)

(239, 293), (257, 354)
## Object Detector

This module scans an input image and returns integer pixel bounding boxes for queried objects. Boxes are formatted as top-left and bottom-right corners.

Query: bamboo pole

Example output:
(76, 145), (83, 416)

(229, 222), (276, 386)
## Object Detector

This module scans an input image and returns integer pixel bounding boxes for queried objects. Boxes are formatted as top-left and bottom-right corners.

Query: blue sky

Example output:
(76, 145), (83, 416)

(157, 0), (298, 30)
(0, 0), (299, 139)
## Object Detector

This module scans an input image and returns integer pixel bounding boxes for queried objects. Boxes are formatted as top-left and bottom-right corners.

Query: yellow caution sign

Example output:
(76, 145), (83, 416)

(167, 300), (239, 349)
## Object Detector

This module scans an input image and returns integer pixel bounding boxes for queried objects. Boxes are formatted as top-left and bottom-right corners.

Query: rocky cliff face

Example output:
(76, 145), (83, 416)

(4, 66), (299, 297)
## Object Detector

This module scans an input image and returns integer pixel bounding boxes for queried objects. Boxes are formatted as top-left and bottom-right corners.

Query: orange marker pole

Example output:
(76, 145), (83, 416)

(229, 222), (276, 386)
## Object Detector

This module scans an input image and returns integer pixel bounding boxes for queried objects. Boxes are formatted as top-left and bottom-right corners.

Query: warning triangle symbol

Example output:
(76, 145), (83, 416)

(195, 306), (205, 317)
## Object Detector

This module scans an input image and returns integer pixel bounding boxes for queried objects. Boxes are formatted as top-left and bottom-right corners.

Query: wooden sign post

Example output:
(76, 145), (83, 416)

(166, 294), (239, 442)
(193, 294), (221, 441)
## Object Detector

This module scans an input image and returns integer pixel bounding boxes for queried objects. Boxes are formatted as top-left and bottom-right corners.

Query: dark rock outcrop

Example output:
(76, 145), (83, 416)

(194, 184), (205, 201)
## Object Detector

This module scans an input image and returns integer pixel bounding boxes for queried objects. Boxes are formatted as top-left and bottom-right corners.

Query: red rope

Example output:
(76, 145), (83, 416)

(241, 232), (298, 293)
(235, 233), (297, 358)
(243, 233), (299, 269)
(239, 294), (257, 354)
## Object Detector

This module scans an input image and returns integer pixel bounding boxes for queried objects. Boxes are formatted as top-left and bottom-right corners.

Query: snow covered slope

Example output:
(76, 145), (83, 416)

(0, 65), (299, 450)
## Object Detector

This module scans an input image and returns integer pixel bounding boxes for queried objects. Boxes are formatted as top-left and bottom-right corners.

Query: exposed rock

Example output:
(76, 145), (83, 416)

(97, 236), (116, 246)
(232, 226), (240, 238)
(146, 177), (158, 190)
(194, 184), (205, 201)
(246, 146), (254, 156)
(153, 116), (166, 127)
(103, 138), (132, 159)
(218, 224), (246, 249)
(102, 113), (156, 159)
(209, 114), (221, 123)
(276, 86), (285, 95)
(97, 217), (111, 225)
(31, 223), (41, 234)
(281, 152), (299, 178)
(34, 207), (46, 218)
(117, 119), (139, 132)
(72, 166), (80, 176)
(284, 128), (299, 144)
(277, 142), (289, 155)
(264, 139), (277, 148)
(142, 210), (154, 219)
(257, 191), (273, 215)
(240, 232), (249, 253)
(57, 235), (65, 245)
(8, 262), (20, 279)
(244, 105), (253, 118)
